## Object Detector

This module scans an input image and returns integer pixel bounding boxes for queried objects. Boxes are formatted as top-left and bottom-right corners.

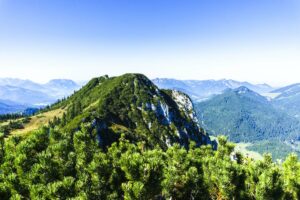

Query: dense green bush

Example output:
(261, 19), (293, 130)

(0, 125), (299, 199)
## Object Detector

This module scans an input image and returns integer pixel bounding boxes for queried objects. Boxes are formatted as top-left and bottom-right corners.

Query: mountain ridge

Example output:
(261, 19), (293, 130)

(271, 83), (300, 120)
(43, 73), (212, 149)
(194, 86), (300, 142)
(0, 78), (82, 111)
(153, 78), (274, 101)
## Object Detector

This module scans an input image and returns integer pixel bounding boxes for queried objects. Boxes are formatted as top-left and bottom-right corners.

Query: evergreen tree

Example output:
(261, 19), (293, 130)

(282, 154), (300, 199)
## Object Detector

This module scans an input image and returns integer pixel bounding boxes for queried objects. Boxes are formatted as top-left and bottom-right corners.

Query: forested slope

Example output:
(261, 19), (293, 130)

(0, 74), (299, 199)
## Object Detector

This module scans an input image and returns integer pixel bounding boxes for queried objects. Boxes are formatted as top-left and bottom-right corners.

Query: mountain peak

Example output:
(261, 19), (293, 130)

(272, 83), (300, 99)
(233, 86), (251, 94)
(120, 73), (153, 83)
(51, 73), (210, 148)
(229, 86), (269, 104)
(46, 79), (78, 87)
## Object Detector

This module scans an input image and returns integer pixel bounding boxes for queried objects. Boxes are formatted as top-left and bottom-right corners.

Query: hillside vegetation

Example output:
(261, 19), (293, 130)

(194, 87), (300, 159)
(0, 74), (300, 199)
(1, 128), (300, 199)
(195, 87), (300, 142)
(47, 73), (211, 149)
(11, 108), (65, 136)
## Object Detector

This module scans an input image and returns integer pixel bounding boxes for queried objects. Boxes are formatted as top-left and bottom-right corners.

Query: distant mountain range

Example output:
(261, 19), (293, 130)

(0, 78), (82, 114)
(153, 78), (300, 159)
(0, 100), (28, 115)
(194, 86), (300, 142)
(1, 76), (300, 159)
(192, 86), (300, 159)
(3, 74), (210, 148)
(271, 83), (300, 120)
(153, 78), (300, 120)
(152, 78), (274, 101)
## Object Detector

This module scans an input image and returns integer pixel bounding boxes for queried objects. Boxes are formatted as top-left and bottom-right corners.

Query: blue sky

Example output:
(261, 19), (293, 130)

(0, 0), (299, 86)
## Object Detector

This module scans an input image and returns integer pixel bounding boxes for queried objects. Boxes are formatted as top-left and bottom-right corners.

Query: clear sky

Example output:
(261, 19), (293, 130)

(0, 0), (299, 86)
